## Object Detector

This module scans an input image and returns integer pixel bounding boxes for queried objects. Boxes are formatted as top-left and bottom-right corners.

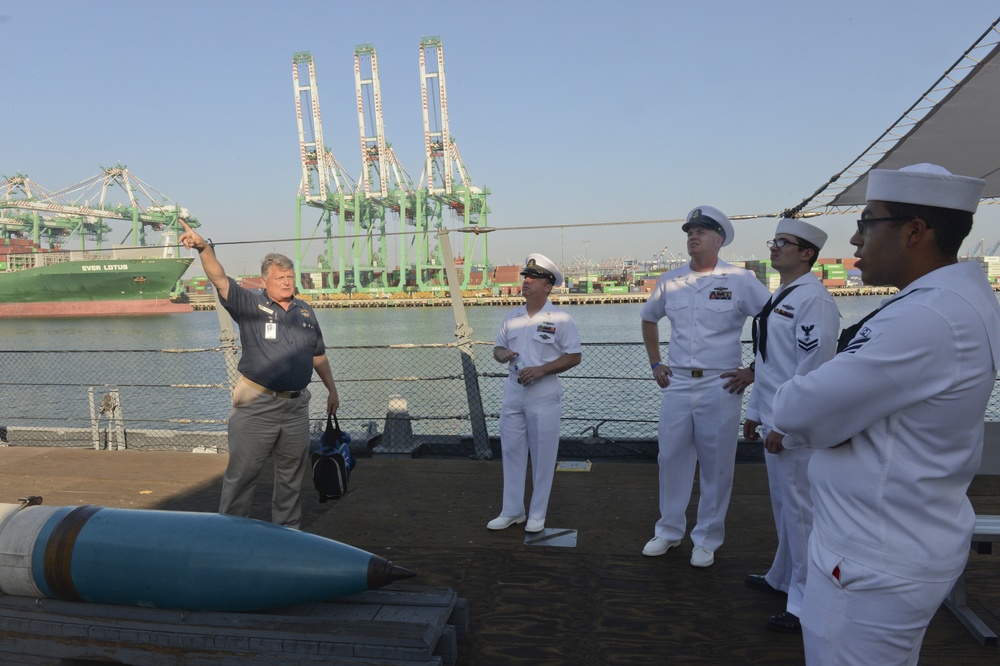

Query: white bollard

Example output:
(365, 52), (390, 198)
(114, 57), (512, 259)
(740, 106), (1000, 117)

(381, 394), (414, 453)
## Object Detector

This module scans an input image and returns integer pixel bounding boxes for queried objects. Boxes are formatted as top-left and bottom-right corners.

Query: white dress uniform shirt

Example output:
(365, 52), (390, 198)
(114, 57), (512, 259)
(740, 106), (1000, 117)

(746, 272), (840, 428)
(640, 261), (770, 369)
(775, 262), (1000, 581)
(496, 301), (582, 382)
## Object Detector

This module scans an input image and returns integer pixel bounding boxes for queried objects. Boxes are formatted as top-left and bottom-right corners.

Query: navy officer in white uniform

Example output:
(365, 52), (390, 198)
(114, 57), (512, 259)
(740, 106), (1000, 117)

(488, 254), (582, 534)
(640, 206), (770, 566)
(742, 218), (840, 633)
(773, 164), (1000, 664)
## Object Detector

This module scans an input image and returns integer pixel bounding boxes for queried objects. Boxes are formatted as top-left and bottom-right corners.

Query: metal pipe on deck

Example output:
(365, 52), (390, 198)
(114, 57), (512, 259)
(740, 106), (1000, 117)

(439, 229), (491, 460)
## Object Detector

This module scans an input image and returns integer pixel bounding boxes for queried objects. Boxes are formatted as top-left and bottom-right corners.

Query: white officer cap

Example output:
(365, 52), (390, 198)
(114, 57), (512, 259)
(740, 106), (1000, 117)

(867, 163), (985, 214)
(775, 218), (828, 251)
(520, 253), (563, 287)
(682, 205), (735, 247)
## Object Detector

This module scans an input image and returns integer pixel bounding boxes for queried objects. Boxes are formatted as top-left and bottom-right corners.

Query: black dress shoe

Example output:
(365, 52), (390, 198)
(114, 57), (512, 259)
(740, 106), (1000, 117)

(767, 611), (801, 633)
(745, 574), (785, 594)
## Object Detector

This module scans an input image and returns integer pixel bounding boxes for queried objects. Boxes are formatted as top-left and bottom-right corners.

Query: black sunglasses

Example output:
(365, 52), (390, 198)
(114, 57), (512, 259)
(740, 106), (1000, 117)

(856, 216), (912, 235)
(766, 238), (810, 250)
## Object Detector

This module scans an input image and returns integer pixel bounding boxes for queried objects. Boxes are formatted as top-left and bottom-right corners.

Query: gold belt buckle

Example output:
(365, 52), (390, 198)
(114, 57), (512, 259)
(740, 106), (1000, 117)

(691, 369), (704, 378)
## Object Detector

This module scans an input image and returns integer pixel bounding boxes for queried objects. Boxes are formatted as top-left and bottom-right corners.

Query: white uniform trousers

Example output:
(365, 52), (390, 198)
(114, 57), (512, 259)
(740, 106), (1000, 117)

(221, 382), (312, 528)
(802, 537), (957, 666)
(498, 375), (563, 521)
(654, 370), (741, 551)
(762, 425), (814, 617)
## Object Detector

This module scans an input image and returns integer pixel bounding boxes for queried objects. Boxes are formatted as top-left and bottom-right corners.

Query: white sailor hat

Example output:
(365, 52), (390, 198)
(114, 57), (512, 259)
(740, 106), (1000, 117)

(867, 163), (985, 214)
(682, 205), (735, 247)
(775, 218), (828, 251)
(520, 253), (563, 287)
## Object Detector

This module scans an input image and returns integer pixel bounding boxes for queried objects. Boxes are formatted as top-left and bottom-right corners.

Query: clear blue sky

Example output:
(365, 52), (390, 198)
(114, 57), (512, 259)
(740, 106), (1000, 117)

(3, 1), (999, 274)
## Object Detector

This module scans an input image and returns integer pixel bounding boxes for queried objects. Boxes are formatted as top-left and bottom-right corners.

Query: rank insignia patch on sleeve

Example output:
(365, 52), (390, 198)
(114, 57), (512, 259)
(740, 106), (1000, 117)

(797, 324), (819, 352)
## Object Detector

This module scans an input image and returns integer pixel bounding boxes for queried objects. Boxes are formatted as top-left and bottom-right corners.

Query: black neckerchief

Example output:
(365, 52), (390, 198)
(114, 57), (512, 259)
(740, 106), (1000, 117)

(752, 284), (802, 362)
(836, 290), (913, 354)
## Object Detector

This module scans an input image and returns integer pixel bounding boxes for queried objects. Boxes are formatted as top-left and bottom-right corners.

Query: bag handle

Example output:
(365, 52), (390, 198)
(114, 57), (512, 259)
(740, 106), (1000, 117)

(326, 413), (342, 434)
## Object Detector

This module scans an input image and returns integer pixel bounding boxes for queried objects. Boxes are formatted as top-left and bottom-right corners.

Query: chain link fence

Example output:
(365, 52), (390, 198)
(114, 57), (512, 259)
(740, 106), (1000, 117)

(2, 341), (999, 459)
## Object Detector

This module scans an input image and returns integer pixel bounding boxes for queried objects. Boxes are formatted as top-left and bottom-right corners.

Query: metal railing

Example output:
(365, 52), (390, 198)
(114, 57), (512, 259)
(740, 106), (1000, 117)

(2, 341), (998, 458)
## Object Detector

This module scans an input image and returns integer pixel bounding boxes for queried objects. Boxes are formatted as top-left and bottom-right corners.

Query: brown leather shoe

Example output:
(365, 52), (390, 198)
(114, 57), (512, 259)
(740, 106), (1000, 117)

(745, 574), (785, 594)
(767, 611), (801, 633)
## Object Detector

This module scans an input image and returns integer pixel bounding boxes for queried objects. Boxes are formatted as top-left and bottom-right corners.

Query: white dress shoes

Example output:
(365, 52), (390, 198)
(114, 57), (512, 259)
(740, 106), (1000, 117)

(487, 514), (526, 530)
(641, 536), (682, 557)
(690, 546), (715, 568)
(525, 518), (545, 533)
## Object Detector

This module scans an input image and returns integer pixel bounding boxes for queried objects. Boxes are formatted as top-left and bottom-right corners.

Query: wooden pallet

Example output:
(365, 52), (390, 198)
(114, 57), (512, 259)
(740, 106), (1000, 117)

(0, 586), (467, 665)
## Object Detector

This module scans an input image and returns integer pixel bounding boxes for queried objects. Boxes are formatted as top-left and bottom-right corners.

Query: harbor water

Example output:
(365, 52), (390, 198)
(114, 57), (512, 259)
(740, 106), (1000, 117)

(2, 294), (998, 450)
(0, 293), (900, 350)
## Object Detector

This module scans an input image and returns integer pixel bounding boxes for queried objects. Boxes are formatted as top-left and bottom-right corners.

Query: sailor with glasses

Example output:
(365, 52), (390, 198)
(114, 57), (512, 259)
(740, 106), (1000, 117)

(742, 219), (840, 634)
(639, 205), (770, 566)
(772, 164), (1000, 664)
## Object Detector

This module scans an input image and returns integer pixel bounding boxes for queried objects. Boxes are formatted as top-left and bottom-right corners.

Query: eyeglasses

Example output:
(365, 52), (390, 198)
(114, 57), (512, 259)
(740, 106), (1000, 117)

(855, 216), (912, 235)
(766, 238), (809, 250)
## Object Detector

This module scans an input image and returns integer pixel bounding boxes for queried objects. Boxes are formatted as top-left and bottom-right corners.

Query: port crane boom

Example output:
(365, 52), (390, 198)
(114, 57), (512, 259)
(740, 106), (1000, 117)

(354, 43), (418, 292)
(291, 40), (491, 296)
(417, 36), (490, 290)
(293, 51), (358, 292)
(1, 166), (197, 251)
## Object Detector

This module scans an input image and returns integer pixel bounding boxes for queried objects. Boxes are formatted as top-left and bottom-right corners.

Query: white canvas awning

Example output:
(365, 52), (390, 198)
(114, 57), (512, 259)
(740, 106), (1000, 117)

(790, 18), (1000, 215)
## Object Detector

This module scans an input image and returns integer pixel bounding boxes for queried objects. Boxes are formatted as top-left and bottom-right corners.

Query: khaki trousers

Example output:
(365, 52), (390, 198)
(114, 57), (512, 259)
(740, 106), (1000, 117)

(220, 380), (312, 528)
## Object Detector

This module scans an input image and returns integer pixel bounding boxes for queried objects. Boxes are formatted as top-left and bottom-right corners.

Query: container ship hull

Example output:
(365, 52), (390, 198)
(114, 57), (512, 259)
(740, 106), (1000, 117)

(0, 257), (194, 318)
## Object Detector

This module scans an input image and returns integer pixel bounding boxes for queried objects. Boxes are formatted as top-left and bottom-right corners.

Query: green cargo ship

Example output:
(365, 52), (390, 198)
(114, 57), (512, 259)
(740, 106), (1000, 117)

(0, 248), (193, 318)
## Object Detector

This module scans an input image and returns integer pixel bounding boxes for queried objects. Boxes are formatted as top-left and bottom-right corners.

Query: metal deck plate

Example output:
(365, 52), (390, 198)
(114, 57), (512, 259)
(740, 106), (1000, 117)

(524, 528), (578, 548)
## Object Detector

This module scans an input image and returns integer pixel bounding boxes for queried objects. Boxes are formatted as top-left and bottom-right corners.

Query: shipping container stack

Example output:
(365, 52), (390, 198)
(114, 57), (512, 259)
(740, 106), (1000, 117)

(744, 259), (775, 289)
(959, 255), (1000, 284)
(821, 261), (847, 288)
(0, 237), (46, 271)
(491, 265), (522, 296)
(187, 276), (214, 293)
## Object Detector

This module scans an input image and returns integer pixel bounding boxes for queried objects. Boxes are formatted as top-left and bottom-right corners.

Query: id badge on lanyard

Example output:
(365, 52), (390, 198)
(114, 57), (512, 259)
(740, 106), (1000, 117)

(265, 322), (277, 340)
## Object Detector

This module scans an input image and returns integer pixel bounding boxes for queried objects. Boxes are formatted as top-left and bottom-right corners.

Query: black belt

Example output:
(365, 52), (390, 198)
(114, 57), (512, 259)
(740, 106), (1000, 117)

(242, 377), (302, 399)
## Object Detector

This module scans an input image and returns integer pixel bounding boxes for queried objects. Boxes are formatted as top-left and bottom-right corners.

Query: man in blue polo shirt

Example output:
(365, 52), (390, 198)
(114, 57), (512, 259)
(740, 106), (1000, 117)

(179, 220), (339, 528)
